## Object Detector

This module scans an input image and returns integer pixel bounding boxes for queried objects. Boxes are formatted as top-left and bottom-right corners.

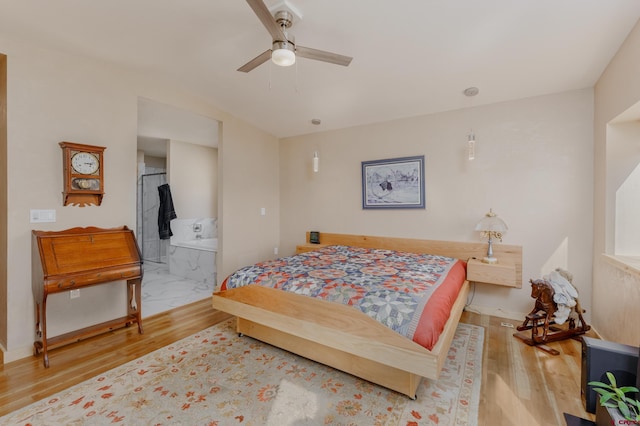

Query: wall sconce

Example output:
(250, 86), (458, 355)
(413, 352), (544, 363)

(313, 151), (319, 173)
(467, 132), (476, 161)
(475, 208), (508, 264)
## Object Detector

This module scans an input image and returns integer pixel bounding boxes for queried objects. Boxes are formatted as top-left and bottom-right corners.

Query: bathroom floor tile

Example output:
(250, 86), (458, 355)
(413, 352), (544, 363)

(141, 261), (215, 317)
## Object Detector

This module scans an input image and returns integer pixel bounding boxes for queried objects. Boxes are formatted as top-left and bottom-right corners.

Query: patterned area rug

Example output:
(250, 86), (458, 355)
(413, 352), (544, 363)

(2, 319), (483, 425)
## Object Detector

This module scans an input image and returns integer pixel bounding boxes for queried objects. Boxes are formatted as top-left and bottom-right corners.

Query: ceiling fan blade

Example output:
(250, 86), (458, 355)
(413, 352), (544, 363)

(237, 49), (272, 73)
(296, 45), (353, 67)
(246, 0), (287, 41)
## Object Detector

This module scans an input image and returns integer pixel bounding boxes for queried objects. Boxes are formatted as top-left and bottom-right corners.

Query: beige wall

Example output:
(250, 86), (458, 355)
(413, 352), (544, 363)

(0, 37), (279, 362)
(593, 20), (640, 346)
(168, 140), (218, 219)
(217, 116), (280, 276)
(280, 89), (594, 320)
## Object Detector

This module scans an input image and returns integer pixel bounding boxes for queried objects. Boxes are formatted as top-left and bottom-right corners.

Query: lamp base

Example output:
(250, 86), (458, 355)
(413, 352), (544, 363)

(482, 256), (498, 264)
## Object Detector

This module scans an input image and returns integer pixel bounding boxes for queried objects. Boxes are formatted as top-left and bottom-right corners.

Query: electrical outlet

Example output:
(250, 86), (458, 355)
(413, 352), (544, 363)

(70, 289), (80, 299)
(274, 247), (278, 255)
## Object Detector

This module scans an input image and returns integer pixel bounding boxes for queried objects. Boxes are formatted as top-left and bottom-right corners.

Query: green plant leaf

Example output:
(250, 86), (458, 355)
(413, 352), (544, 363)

(591, 371), (640, 420)
(619, 400), (631, 419)
(598, 392), (613, 402)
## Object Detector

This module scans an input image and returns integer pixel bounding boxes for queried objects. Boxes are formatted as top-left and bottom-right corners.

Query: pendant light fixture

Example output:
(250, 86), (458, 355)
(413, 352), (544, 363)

(464, 87), (479, 161)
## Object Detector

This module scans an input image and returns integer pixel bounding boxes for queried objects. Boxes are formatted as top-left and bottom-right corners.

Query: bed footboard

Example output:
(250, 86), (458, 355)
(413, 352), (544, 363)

(236, 318), (423, 397)
(212, 282), (470, 398)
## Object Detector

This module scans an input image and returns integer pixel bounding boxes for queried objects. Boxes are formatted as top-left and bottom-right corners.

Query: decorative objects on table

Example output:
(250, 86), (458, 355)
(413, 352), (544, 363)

(475, 208), (508, 263)
(59, 141), (105, 207)
(513, 269), (590, 355)
(361, 155), (425, 209)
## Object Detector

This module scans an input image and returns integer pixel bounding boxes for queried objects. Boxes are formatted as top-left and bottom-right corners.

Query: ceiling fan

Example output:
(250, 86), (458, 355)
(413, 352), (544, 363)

(238, 0), (353, 73)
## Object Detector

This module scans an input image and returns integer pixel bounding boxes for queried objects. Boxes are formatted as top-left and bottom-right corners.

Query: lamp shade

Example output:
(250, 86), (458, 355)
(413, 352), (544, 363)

(475, 209), (508, 264)
(272, 41), (296, 67)
(475, 209), (508, 233)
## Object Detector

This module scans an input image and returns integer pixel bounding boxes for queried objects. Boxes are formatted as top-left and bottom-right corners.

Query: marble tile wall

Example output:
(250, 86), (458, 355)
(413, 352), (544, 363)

(168, 245), (216, 286)
(168, 217), (218, 286)
(170, 218), (217, 244)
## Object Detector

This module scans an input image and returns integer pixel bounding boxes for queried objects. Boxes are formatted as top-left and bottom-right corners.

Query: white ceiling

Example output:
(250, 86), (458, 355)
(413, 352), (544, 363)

(1, 1), (639, 138)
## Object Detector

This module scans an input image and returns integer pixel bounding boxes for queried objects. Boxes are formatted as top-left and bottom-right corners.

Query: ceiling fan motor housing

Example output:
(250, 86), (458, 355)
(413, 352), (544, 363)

(275, 10), (293, 29)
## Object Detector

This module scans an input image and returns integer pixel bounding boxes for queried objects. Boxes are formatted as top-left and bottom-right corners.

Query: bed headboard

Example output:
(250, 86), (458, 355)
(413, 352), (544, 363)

(303, 232), (523, 287)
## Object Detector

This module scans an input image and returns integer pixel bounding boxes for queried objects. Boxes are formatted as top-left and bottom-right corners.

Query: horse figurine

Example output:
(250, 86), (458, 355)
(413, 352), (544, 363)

(514, 271), (590, 355)
(518, 279), (557, 341)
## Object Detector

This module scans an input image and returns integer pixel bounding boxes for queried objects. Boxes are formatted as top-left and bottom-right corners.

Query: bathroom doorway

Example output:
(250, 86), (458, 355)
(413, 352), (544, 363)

(136, 97), (219, 317)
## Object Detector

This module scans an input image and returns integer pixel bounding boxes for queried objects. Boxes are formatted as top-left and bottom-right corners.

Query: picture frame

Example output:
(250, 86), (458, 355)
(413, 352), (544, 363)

(362, 155), (425, 209)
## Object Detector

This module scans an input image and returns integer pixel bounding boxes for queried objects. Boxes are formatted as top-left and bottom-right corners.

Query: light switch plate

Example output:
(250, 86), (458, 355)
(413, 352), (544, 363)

(30, 209), (56, 223)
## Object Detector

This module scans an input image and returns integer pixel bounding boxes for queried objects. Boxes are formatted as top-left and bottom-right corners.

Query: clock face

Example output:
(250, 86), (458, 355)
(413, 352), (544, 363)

(71, 152), (99, 175)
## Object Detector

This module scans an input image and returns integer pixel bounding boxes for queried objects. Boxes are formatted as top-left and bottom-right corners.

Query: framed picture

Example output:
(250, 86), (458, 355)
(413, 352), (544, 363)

(362, 155), (425, 209)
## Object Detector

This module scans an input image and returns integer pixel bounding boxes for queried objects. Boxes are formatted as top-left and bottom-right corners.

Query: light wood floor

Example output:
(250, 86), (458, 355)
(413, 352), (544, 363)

(0, 299), (596, 425)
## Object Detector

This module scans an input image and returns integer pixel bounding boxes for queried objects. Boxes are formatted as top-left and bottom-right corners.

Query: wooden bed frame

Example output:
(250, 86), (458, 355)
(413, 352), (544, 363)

(212, 233), (522, 398)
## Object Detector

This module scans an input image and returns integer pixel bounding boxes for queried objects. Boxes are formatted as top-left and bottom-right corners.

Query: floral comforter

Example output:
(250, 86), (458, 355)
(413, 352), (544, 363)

(220, 245), (467, 350)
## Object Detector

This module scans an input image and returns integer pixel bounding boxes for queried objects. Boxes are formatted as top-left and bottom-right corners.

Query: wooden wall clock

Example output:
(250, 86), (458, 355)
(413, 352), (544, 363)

(59, 141), (106, 207)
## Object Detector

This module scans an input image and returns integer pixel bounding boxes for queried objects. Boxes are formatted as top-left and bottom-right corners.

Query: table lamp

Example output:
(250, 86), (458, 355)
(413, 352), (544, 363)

(475, 209), (508, 264)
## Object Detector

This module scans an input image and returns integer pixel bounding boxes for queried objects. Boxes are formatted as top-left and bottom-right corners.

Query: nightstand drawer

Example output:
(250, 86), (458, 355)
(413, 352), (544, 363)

(467, 258), (518, 287)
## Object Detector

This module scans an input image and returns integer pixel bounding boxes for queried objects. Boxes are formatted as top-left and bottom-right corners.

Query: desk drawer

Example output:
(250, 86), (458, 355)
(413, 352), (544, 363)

(44, 265), (142, 293)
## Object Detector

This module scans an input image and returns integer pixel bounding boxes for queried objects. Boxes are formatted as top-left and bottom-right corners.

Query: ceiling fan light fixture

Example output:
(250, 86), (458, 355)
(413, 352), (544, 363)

(272, 41), (296, 66)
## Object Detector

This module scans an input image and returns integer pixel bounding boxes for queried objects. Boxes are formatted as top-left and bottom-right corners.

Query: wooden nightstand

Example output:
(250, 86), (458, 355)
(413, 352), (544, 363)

(466, 258), (519, 288)
(295, 243), (328, 254)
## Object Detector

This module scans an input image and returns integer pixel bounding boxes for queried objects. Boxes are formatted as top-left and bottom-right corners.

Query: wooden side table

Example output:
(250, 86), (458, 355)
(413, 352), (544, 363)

(466, 258), (518, 287)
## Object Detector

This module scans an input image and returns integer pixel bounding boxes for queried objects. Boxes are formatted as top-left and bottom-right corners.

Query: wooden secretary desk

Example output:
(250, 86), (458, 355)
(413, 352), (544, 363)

(31, 226), (143, 367)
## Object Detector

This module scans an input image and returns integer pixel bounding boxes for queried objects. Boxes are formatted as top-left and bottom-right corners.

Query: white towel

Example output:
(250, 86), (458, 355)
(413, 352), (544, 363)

(544, 270), (578, 325)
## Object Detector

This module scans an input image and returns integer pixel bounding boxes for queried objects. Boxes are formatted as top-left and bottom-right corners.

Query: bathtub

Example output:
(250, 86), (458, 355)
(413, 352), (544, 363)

(169, 238), (217, 285)
(172, 238), (218, 252)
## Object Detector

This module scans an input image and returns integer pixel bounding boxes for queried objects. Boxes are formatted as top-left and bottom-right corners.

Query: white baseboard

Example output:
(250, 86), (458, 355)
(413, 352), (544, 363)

(2, 345), (34, 364)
